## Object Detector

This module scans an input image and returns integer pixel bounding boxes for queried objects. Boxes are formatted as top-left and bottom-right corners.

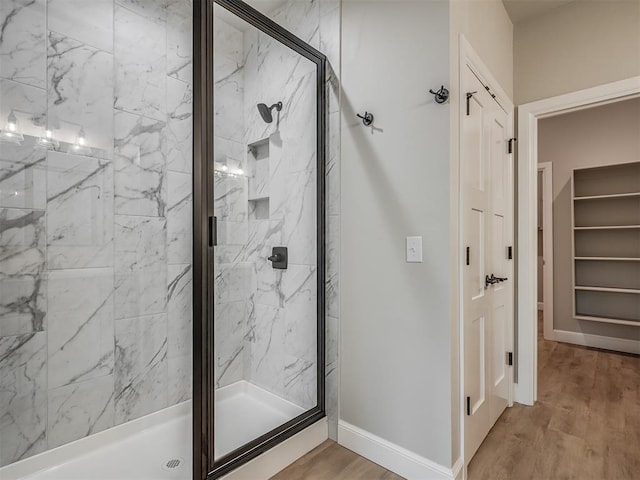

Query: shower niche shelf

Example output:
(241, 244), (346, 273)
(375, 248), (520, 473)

(572, 161), (640, 327)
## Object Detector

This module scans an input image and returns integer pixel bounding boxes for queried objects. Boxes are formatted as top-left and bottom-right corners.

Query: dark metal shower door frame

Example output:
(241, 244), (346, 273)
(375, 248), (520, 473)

(193, 0), (327, 478)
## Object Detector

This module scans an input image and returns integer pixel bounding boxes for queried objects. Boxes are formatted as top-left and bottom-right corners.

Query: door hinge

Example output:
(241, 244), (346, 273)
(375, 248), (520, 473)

(466, 246), (470, 266)
(508, 138), (517, 154)
(507, 245), (513, 260)
(466, 91), (477, 116)
(208, 216), (217, 247)
(507, 351), (513, 366)
(466, 396), (471, 416)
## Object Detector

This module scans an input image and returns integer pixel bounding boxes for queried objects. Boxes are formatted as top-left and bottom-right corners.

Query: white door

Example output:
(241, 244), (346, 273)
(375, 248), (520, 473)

(462, 66), (514, 462)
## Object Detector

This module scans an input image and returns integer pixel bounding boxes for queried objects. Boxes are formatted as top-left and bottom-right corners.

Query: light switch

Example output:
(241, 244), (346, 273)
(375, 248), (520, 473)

(406, 236), (423, 263)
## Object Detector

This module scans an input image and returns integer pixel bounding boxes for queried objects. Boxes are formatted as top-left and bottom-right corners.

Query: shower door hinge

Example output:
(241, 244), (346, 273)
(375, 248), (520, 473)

(466, 92), (477, 116)
(508, 138), (517, 154)
(507, 245), (513, 260)
(208, 216), (217, 247)
(466, 396), (471, 416)
(507, 351), (513, 366)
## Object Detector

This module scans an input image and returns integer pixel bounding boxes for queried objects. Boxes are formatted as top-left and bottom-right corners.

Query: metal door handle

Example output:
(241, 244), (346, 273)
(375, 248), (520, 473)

(485, 274), (508, 287)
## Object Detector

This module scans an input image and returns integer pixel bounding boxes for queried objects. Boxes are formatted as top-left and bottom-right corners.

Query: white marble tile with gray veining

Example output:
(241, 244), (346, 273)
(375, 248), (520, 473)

(47, 268), (114, 389)
(271, 169), (317, 266)
(326, 214), (339, 318)
(168, 354), (191, 404)
(0, 0), (46, 89)
(215, 67), (245, 143)
(114, 5), (166, 121)
(246, 303), (285, 396)
(0, 332), (47, 467)
(214, 171), (248, 223)
(0, 78), (46, 139)
(214, 300), (249, 388)
(167, 263), (192, 360)
(114, 215), (167, 319)
(46, 151), (114, 270)
(47, 375), (115, 449)
(0, 138), (46, 210)
(215, 262), (253, 305)
(116, 0), (167, 24)
(167, 0), (192, 83)
(0, 208), (46, 337)
(166, 77), (192, 173)
(47, 32), (114, 159)
(283, 354), (316, 410)
(327, 111), (340, 215)
(271, 0), (319, 50)
(114, 110), (167, 217)
(47, 0), (114, 52)
(167, 171), (192, 264)
(114, 313), (168, 424)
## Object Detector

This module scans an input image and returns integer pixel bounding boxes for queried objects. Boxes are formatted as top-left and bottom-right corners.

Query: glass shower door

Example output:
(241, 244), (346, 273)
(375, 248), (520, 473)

(205, 0), (326, 475)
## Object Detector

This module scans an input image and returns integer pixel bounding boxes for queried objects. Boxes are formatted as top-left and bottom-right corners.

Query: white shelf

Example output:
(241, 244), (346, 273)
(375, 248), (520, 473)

(575, 257), (640, 262)
(575, 285), (640, 294)
(248, 195), (269, 202)
(574, 192), (640, 201)
(574, 225), (640, 230)
(574, 315), (640, 327)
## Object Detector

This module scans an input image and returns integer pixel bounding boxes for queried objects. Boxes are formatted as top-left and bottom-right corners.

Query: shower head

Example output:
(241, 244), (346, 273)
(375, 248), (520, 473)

(257, 102), (283, 123)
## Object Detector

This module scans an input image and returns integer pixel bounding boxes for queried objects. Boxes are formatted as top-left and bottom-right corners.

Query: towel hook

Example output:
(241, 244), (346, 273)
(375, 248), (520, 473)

(429, 85), (449, 104)
(356, 111), (374, 126)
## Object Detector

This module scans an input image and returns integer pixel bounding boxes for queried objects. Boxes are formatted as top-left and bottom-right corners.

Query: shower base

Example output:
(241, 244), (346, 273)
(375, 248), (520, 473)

(1, 402), (192, 480)
(1, 383), (317, 480)
(215, 380), (306, 459)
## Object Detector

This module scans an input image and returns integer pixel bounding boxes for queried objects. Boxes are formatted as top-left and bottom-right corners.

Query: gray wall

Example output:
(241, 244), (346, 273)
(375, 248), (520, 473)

(0, 0), (192, 467)
(515, 0), (640, 104)
(340, 0), (452, 466)
(538, 97), (640, 340)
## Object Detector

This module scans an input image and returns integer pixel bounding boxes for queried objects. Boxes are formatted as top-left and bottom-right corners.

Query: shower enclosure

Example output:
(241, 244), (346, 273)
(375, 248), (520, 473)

(194, 0), (327, 477)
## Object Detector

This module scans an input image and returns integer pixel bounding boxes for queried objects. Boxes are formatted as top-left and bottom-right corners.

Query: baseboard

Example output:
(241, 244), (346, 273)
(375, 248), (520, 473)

(222, 418), (328, 480)
(553, 329), (640, 355)
(338, 421), (457, 480)
(537, 302), (544, 310)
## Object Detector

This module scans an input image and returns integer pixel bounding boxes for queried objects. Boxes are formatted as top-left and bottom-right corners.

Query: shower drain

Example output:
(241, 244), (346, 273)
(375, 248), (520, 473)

(161, 458), (184, 471)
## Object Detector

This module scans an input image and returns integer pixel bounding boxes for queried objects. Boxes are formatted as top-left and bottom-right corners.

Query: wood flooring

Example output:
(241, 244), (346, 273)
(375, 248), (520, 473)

(272, 314), (640, 480)
(270, 440), (404, 480)
(468, 313), (640, 480)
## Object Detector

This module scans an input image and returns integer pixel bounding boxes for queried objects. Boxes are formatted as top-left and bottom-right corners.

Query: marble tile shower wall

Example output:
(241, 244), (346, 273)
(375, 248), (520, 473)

(213, 0), (341, 437)
(0, 0), (193, 467)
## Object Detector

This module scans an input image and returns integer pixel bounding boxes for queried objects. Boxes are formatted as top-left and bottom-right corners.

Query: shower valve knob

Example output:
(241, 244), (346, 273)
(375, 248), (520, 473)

(268, 247), (288, 270)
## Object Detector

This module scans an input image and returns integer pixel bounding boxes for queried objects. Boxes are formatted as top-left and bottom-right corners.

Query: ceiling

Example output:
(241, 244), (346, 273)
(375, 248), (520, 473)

(502, 0), (575, 24)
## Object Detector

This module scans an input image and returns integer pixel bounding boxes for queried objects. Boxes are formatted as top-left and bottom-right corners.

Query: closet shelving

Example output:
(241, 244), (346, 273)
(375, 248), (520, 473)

(572, 161), (640, 327)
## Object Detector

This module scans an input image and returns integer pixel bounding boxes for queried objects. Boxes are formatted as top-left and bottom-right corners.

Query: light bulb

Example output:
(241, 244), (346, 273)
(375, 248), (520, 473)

(77, 128), (86, 146)
(45, 130), (53, 139)
(221, 165), (228, 172)
(236, 168), (244, 176)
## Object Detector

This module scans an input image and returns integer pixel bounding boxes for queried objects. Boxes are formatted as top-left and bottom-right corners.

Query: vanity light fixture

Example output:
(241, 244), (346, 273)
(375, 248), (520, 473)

(37, 128), (60, 150)
(0, 111), (24, 145)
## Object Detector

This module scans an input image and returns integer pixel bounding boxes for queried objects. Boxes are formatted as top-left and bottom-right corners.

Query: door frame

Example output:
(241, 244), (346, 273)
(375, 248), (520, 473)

(515, 76), (640, 406)
(458, 34), (515, 472)
(193, 0), (328, 478)
(537, 162), (553, 340)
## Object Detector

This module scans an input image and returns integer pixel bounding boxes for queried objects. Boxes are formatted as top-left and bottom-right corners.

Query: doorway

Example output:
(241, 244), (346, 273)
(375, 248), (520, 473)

(515, 76), (640, 406)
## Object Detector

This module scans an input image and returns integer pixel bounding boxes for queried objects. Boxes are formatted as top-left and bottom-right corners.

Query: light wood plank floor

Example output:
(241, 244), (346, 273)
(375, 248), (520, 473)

(270, 440), (404, 480)
(469, 313), (640, 479)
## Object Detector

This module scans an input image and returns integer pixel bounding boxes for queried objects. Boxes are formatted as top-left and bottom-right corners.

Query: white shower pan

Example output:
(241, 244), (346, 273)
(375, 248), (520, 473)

(1, 382), (306, 480)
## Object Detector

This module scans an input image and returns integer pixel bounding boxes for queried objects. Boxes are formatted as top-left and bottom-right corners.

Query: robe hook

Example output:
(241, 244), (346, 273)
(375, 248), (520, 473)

(429, 85), (449, 104)
(356, 111), (374, 126)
